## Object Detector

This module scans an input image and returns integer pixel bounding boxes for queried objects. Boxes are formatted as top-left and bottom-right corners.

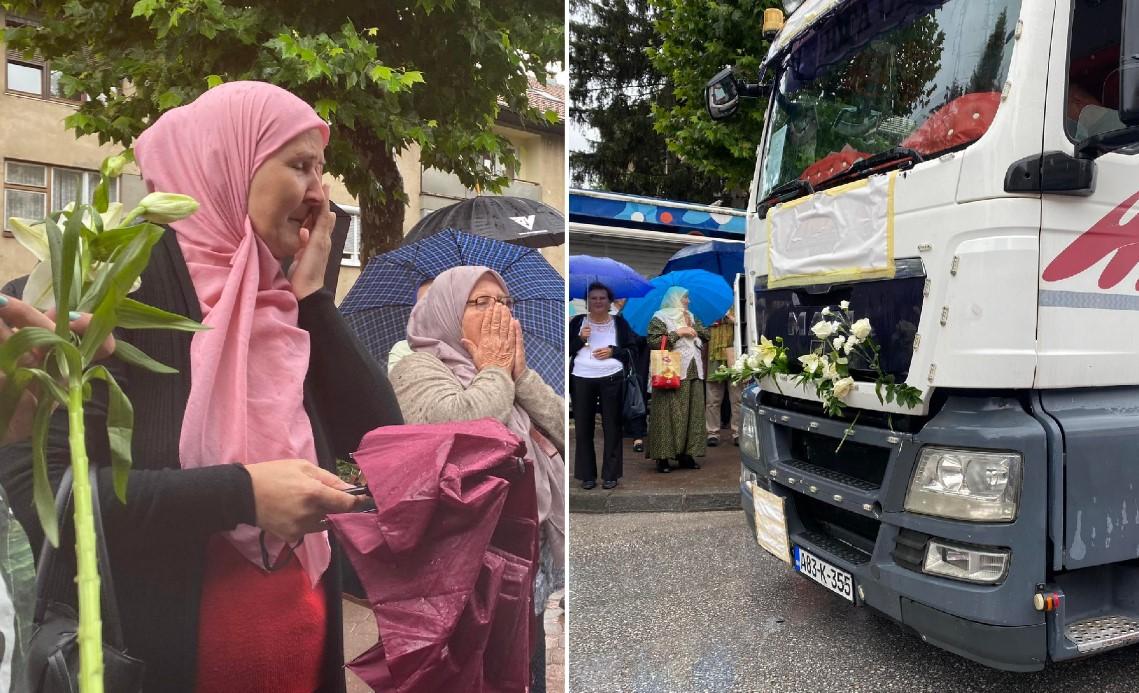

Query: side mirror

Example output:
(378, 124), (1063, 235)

(1122, 0), (1139, 125)
(706, 66), (741, 121)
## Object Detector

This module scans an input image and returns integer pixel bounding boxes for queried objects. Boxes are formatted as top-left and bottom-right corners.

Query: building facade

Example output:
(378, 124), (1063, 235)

(1, 16), (565, 301)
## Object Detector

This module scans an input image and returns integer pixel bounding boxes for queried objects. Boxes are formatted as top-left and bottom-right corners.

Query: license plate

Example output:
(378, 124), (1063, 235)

(793, 545), (855, 603)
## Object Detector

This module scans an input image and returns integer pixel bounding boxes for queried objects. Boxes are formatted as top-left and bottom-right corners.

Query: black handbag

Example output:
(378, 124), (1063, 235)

(26, 468), (145, 693)
(622, 367), (646, 424)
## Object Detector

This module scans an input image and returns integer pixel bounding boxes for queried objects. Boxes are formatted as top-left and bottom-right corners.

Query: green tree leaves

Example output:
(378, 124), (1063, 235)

(648, 0), (780, 193)
(4, 0), (564, 261)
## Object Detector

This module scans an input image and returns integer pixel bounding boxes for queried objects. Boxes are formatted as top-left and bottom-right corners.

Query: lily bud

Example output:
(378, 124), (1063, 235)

(101, 154), (129, 178)
(131, 192), (199, 224)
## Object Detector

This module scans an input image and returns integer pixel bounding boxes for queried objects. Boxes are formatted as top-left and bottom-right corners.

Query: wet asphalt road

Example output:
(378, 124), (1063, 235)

(568, 511), (1139, 693)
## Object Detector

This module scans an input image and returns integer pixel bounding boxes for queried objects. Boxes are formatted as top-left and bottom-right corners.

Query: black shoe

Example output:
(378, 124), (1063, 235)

(602, 479), (618, 490)
(655, 459), (671, 473)
(706, 435), (720, 447)
(677, 455), (701, 470)
(633, 440), (644, 453)
(582, 479), (596, 490)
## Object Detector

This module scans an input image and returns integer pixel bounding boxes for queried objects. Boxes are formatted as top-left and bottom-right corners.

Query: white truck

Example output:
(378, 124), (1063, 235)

(705, 0), (1139, 670)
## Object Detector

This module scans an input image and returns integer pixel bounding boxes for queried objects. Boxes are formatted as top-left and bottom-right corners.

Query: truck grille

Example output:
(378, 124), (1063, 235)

(792, 491), (879, 560)
(754, 258), (925, 381)
(789, 429), (890, 490)
(893, 528), (931, 572)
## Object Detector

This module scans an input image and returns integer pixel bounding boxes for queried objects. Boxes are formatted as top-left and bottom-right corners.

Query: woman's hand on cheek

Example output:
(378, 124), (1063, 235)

(461, 303), (515, 373)
(287, 183), (335, 300)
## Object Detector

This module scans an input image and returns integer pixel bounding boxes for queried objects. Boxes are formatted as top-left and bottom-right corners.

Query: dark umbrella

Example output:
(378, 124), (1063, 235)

(339, 228), (565, 394)
(661, 240), (745, 286)
(568, 255), (653, 299)
(404, 196), (565, 248)
(329, 418), (538, 692)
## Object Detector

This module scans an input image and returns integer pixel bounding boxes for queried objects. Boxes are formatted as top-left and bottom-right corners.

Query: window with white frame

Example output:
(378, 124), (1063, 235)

(339, 204), (361, 267)
(3, 161), (119, 233)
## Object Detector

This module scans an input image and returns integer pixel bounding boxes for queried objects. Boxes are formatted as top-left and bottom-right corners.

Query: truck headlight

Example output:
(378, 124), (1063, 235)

(740, 407), (760, 459)
(904, 447), (1022, 521)
(923, 539), (1009, 584)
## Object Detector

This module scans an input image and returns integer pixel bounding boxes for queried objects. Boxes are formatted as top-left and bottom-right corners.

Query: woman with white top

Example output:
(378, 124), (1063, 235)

(569, 282), (639, 490)
(646, 286), (710, 473)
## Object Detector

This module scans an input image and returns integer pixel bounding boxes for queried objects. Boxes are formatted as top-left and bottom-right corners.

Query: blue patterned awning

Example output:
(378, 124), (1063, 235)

(569, 189), (746, 238)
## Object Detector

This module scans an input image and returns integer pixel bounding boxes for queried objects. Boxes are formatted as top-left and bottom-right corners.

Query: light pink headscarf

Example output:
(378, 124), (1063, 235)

(405, 266), (566, 563)
(134, 81), (331, 585)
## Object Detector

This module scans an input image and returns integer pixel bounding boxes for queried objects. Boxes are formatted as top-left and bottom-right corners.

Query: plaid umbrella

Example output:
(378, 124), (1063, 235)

(340, 228), (565, 395)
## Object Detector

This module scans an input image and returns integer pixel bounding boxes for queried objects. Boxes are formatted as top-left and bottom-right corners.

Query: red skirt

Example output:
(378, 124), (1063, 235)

(195, 535), (327, 693)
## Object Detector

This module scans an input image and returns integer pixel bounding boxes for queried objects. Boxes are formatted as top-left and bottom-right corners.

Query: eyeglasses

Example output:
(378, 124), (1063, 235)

(466, 295), (516, 310)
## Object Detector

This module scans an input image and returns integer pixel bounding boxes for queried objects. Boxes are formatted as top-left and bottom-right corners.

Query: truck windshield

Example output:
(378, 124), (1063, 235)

(759, 0), (1023, 199)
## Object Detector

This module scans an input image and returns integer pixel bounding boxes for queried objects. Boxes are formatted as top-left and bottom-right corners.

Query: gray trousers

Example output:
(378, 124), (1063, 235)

(705, 360), (741, 437)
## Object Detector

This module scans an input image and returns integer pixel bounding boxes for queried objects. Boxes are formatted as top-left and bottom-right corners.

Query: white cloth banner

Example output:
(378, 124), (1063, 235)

(767, 172), (895, 288)
(751, 482), (791, 564)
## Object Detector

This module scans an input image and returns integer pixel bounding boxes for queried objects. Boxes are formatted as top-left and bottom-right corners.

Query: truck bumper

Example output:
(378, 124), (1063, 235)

(738, 392), (1051, 671)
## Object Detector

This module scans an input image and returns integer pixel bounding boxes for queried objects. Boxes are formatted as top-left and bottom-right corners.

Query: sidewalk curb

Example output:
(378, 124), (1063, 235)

(569, 488), (739, 513)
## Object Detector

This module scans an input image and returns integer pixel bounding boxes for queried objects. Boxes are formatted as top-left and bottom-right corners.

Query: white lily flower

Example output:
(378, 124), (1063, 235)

(798, 353), (821, 374)
(9, 201), (140, 310)
(822, 360), (839, 381)
(757, 335), (778, 367)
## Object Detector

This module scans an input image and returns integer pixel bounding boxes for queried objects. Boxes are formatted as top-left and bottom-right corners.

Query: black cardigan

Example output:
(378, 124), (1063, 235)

(0, 231), (402, 692)
(568, 313), (638, 377)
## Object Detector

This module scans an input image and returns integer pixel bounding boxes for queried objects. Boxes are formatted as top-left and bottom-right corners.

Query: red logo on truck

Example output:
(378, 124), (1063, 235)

(1043, 190), (1139, 289)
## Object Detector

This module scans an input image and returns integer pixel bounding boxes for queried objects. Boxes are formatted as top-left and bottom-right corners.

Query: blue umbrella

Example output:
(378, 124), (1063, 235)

(339, 228), (565, 395)
(661, 240), (744, 286)
(568, 255), (653, 299)
(621, 269), (734, 336)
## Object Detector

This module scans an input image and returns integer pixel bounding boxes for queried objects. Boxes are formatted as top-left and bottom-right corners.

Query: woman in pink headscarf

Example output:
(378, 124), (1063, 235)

(389, 265), (565, 691)
(0, 82), (402, 692)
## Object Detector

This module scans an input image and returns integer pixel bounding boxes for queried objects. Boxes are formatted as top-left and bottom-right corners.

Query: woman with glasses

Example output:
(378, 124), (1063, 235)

(0, 82), (403, 692)
(389, 264), (565, 692)
(569, 282), (639, 490)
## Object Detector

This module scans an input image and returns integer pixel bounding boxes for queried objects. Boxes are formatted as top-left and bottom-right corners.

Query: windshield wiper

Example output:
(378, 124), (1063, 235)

(1075, 126), (1139, 159)
(759, 179), (815, 216)
(847, 146), (924, 176)
(805, 146), (925, 192)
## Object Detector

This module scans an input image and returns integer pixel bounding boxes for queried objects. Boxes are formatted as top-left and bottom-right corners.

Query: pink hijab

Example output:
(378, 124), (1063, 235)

(134, 81), (331, 585)
(405, 266), (566, 563)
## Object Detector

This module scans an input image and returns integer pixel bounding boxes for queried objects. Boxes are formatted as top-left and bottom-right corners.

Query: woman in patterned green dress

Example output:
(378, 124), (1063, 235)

(645, 287), (710, 473)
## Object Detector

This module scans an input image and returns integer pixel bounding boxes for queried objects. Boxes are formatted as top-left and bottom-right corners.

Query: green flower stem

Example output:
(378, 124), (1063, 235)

(68, 383), (104, 693)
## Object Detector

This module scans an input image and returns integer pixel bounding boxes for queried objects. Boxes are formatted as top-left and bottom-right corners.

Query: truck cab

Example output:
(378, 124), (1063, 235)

(712, 0), (1139, 670)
